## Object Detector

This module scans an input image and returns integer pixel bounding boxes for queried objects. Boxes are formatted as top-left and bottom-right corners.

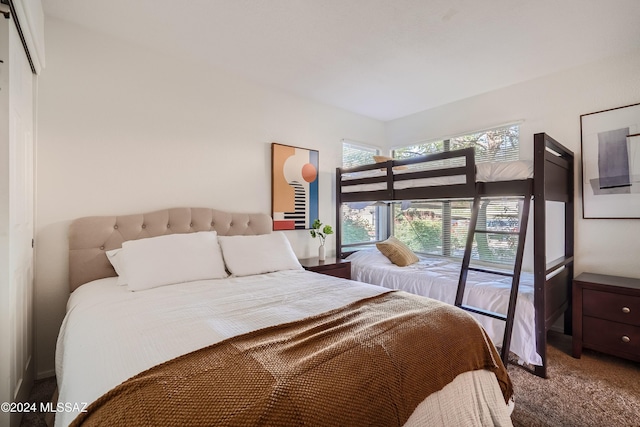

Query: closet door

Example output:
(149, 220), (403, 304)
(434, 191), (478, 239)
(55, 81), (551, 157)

(0, 13), (35, 427)
(9, 7), (34, 401)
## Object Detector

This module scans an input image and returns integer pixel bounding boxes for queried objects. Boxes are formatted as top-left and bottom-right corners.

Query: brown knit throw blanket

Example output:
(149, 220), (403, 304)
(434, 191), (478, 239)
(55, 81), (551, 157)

(72, 291), (512, 426)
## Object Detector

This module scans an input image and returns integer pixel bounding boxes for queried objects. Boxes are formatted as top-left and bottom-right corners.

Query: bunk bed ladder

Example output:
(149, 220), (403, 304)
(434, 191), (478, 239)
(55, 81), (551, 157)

(455, 183), (532, 366)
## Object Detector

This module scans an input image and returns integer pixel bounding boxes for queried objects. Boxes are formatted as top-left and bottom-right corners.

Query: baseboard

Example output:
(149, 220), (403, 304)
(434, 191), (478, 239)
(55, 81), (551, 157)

(549, 314), (565, 334)
(36, 369), (56, 380)
(549, 324), (564, 333)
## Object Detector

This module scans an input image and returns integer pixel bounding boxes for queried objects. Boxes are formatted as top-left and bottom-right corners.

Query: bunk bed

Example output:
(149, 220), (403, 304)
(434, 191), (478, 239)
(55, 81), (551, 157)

(335, 133), (574, 378)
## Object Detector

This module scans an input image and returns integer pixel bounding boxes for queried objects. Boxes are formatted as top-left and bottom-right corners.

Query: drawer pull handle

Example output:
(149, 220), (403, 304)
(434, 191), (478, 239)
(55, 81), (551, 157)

(622, 307), (631, 314)
(621, 336), (630, 343)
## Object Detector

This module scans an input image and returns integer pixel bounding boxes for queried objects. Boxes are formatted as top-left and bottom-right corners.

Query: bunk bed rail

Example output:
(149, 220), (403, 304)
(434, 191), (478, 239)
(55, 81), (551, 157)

(337, 147), (476, 203)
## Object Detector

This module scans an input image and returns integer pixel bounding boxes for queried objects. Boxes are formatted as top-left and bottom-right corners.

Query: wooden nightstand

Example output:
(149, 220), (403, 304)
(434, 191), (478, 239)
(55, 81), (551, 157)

(298, 257), (351, 280)
(573, 272), (640, 362)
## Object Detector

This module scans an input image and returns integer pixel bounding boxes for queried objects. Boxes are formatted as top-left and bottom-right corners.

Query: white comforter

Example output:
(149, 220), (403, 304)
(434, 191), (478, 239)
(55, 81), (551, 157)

(55, 270), (512, 426)
(347, 250), (541, 366)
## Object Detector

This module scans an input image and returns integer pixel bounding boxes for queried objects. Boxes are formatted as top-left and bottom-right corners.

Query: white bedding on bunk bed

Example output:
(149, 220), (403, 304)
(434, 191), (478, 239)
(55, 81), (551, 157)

(55, 271), (513, 427)
(346, 249), (541, 366)
(341, 160), (533, 193)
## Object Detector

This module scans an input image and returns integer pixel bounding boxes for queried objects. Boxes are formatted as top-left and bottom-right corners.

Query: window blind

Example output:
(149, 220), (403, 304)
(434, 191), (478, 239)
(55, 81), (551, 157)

(392, 198), (524, 266)
(342, 140), (380, 169)
(392, 124), (520, 163)
(341, 140), (382, 246)
(389, 123), (522, 266)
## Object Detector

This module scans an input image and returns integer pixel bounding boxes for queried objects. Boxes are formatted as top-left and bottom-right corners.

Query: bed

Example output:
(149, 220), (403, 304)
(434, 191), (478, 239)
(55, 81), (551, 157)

(346, 249), (539, 365)
(336, 133), (575, 378)
(57, 207), (514, 427)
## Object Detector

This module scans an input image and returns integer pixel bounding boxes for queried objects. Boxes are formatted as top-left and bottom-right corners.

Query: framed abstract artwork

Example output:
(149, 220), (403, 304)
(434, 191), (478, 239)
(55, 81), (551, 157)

(271, 143), (319, 230)
(580, 102), (640, 218)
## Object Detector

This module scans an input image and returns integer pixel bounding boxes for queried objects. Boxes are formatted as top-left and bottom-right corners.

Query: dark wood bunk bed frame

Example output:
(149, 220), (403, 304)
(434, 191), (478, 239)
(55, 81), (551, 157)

(335, 133), (574, 378)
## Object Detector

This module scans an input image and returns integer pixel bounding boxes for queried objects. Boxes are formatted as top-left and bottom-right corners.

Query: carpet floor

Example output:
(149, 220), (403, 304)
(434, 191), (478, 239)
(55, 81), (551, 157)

(20, 331), (640, 426)
(509, 331), (640, 426)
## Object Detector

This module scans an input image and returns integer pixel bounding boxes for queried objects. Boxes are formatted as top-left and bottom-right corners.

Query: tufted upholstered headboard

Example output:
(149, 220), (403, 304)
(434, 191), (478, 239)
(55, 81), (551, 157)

(68, 207), (272, 291)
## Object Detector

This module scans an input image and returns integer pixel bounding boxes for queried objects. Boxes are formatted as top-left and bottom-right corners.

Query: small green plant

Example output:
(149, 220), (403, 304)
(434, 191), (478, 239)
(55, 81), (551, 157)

(310, 219), (333, 247)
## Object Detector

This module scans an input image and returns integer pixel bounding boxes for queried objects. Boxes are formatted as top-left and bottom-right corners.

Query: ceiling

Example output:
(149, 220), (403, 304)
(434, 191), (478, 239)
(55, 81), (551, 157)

(43, 0), (640, 121)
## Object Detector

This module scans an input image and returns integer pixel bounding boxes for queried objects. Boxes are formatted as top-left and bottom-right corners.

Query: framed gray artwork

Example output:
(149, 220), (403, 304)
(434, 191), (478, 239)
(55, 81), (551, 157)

(580, 102), (640, 218)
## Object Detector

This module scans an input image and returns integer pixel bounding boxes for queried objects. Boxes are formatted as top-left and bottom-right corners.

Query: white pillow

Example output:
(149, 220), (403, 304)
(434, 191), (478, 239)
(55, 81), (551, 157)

(218, 232), (303, 277)
(346, 248), (393, 266)
(121, 231), (228, 291)
(105, 248), (128, 286)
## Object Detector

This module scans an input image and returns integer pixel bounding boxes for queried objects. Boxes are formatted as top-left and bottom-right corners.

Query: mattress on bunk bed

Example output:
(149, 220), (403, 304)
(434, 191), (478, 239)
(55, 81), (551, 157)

(347, 249), (542, 366)
(341, 160), (533, 193)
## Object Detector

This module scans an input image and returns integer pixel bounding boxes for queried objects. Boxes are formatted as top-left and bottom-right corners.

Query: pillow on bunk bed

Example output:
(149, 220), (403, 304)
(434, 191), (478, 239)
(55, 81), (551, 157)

(376, 236), (419, 267)
(373, 155), (408, 171)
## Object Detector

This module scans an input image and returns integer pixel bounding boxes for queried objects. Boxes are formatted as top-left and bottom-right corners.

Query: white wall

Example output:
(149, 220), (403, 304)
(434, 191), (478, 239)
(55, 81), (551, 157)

(385, 48), (640, 279)
(34, 18), (385, 378)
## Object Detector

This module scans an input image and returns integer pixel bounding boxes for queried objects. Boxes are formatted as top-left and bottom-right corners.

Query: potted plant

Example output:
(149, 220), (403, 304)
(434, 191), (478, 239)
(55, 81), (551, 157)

(310, 219), (333, 261)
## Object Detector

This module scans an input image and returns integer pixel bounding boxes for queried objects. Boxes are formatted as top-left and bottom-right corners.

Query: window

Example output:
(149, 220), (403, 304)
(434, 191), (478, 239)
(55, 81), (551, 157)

(392, 198), (524, 265)
(342, 140), (380, 168)
(390, 124), (521, 265)
(341, 140), (383, 247)
(393, 124), (520, 163)
(341, 204), (380, 246)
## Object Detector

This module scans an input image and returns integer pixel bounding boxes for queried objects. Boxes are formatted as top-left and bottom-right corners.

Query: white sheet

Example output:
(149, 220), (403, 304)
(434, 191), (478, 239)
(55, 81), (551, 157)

(55, 271), (513, 426)
(341, 160), (533, 193)
(347, 249), (541, 366)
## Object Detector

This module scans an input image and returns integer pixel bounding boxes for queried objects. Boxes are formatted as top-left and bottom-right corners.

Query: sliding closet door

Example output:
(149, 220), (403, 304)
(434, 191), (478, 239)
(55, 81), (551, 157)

(0, 13), (35, 427)
(9, 7), (35, 407)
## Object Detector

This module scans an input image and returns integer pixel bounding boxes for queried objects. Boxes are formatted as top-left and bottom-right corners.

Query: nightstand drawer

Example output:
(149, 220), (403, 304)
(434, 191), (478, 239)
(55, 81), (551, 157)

(583, 316), (640, 355)
(299, 257), (352, 280)
(316, 263), (351, 279)
(573, 273), (640, 362)
(583, 289), (640, 326)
